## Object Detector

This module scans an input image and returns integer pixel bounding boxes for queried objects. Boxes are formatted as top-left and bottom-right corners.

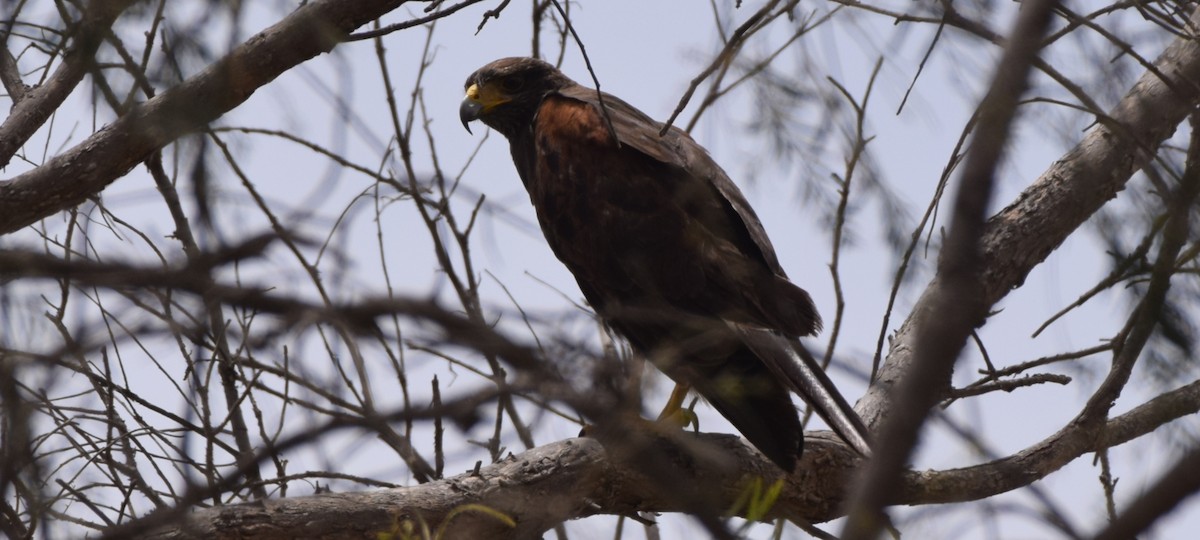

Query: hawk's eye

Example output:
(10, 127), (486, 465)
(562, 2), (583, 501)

(499, 76), (524, 93)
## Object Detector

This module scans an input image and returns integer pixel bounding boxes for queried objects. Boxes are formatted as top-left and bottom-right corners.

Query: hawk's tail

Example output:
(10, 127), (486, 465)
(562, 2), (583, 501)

(729, 322), (872, 457)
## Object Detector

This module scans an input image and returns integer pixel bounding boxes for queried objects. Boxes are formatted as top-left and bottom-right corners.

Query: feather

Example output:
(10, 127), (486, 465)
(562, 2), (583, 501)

(727, 322), (872, 457)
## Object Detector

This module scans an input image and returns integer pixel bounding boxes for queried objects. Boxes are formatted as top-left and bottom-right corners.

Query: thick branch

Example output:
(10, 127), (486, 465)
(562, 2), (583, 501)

(0, 0), (407, 235)
(898, 378), (1200, 505)
(136, 378), (1200, 539)
(858, 6), (1200, 428)
(138, 434), (860, 540)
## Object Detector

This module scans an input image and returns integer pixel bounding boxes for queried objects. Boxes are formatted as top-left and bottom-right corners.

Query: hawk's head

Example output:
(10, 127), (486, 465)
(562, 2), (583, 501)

(460, 57), (574, 138)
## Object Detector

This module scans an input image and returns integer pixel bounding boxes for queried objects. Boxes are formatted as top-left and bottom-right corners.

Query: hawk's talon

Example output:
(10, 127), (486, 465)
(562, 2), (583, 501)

(659, 405), (699, 432)
(655, 383), (698, 431)
(577, 384), (698, 437)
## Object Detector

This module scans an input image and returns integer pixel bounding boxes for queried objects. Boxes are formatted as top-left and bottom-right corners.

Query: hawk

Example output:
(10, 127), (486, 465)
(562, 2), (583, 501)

(460, 57), (869, 471)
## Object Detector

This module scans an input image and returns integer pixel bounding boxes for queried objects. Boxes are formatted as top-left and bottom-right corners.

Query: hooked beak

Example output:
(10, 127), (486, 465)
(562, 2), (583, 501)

(460, 93), (483, 134)
(459, 82), (509, 134)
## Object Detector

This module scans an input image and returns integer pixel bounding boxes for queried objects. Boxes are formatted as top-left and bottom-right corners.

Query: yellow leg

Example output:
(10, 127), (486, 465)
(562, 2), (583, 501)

(656, 383), (698, 430)
(581, 383), (697, 438)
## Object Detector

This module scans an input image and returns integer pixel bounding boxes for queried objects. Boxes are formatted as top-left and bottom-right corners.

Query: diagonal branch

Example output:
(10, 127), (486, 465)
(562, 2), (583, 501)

(897, 378), (1200, 506)
(1076, 111), (1200, 427)
(841, 1), (1060, 537)
(0, 0), (141, 169)
(858, 6), (1200, 428)
(0, 47), (29, 104)
(0, 0), (410, 236)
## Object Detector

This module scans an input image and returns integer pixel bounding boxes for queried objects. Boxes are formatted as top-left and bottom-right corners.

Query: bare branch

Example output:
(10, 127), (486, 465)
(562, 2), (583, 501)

(1092, 447), (1200, 540)
(859, 5), (1200, 427)
(0, 47), (29, 103)
(137, 435), (860, 540)
(0, 0), (410, 236)
(945, 373), (1072, 400)
(0, 0), (140, 169)
(132, 375), (1200, 539)
(842, 1), (1060, 536)
(898, 378), (1200, 506)
(1077, 111), (1200, 426)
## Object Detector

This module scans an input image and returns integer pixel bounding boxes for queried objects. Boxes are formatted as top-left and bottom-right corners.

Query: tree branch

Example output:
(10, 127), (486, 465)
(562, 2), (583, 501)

(842, 1), (1059, 536)
(898, 378), (1200, 506)
(136, 377), (1200, 539)
(0, 0), (409, 236)
(133, 434), (858, 539)
(0, 0), (141, 169)
(9, 238), (1200, 537)
(1075, 110), (1200, 427)
(858, 6), (1200, 428)
(1092, 447), (1200, 540)
(28, 240), (1185, 536)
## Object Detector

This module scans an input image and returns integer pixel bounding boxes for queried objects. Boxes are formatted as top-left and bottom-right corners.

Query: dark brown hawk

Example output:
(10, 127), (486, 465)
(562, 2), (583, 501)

(460, 57), (870, 471)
